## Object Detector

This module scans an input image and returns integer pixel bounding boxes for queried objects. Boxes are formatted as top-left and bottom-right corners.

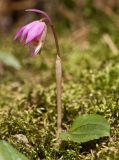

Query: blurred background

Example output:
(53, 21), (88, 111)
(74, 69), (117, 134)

(1, 0), (119, 38)
(0, 0), (119, 47)
(0, 0), (119, 82)
(0, 0), (119, 83)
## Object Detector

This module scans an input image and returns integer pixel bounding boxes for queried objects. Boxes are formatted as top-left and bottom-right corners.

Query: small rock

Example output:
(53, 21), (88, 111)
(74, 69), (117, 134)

(13, 134), (29, 144)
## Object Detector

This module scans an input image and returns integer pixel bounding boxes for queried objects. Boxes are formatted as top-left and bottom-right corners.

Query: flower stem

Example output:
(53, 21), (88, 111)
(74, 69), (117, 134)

(56, 55), (62, 143)
(50, 24), (62, 143)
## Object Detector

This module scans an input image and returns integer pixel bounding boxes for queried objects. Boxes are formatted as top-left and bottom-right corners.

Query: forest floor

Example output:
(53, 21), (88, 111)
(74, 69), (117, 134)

(0, 15), (119, 159)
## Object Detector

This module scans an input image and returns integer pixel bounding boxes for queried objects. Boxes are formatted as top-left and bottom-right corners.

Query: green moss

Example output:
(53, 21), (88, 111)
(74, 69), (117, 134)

(0, 75), (119, 159)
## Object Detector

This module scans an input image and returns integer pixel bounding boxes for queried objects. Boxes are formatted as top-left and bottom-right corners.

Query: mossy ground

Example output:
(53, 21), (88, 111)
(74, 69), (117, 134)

(0, 17), (119, 159)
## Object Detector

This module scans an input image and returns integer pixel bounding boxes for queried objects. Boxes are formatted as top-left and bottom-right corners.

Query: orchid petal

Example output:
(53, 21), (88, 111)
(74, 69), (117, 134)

(20, 21), (40, 43)
(29, 25), (47, 56)
(14, 26), (25, 40)
(25, 22), (45, 45)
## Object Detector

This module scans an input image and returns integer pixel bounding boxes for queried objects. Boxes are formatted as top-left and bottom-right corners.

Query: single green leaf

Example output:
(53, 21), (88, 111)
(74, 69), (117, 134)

(60, 114), (110, 143)
(0, 140), (28, 160)
(0, 51), (21, 69)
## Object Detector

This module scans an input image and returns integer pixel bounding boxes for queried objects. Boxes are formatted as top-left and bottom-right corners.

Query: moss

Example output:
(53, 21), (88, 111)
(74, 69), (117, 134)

(0, 75), (119, 159)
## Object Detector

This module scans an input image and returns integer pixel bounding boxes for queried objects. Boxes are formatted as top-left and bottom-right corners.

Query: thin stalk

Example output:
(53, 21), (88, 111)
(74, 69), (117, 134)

(50, 24), (62, 143)
(55, 55), (62, 143)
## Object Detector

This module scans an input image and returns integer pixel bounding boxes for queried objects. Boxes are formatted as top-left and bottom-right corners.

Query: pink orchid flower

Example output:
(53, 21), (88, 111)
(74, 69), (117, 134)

(14, 20), (47, 56)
